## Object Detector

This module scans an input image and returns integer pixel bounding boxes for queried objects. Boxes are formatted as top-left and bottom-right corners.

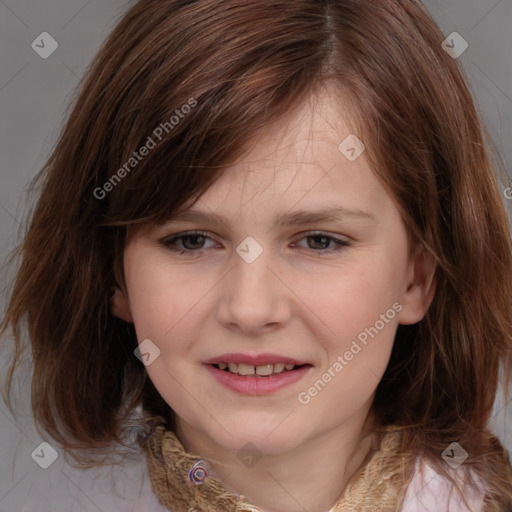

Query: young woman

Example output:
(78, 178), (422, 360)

(2, 1), (512, 510)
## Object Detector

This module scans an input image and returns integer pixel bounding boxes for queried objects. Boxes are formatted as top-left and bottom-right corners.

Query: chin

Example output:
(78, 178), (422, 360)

(206, 419), (306, 456)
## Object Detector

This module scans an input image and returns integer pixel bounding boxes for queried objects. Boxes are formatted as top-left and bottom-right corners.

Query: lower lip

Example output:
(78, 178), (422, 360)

(204, 364), (312, 396)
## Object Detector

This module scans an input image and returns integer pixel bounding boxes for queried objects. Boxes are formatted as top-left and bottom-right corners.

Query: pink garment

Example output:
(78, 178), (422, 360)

(401, 458), (485, 512)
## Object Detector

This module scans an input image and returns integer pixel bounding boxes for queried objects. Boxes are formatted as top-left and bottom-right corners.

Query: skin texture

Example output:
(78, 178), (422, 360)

(112, 86), (436, 512)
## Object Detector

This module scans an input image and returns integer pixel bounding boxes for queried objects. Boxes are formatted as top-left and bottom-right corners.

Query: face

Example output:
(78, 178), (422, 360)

(113, 86), (435, 455)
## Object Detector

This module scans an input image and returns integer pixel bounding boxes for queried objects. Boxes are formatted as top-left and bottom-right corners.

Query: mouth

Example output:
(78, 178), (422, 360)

(211, 362), (310, 377)
(203, 354), (313, 395)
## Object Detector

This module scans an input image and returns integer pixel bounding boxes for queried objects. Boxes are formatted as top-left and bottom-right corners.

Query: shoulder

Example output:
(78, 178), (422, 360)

(401, 457), (486, 512)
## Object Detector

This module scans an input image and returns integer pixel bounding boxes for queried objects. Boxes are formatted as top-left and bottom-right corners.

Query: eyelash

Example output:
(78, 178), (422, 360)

(161, 230), (351, 255)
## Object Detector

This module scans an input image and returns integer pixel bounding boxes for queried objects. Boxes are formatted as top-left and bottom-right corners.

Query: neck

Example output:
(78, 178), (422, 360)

(175, 402), (378, 512)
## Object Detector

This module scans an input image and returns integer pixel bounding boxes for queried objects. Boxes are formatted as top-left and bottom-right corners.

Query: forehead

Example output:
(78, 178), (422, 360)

(239, 85), (358, 171)
(184, 86), (388, 219)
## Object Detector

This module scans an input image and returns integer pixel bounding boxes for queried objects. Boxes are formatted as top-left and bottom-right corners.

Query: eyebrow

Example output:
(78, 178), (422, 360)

(167, 206), (375, 231)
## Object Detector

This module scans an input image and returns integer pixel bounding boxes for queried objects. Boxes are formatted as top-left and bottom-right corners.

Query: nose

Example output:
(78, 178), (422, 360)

(215, 240), (292, 335)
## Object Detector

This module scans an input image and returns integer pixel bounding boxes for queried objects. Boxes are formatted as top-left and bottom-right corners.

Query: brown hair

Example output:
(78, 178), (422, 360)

(2, 0), (512, 508)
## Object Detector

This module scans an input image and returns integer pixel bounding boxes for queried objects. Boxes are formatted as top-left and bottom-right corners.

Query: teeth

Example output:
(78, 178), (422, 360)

(237, 363), (255, 375)
(216, 362), (298, 376)
(256, 364), (274, 376)
(273, 363), (285, 373)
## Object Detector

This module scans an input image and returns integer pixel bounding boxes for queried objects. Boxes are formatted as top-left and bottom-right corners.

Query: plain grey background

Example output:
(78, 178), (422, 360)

(0, 0), (511, 510)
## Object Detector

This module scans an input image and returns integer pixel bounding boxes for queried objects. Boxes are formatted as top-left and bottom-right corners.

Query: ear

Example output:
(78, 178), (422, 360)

(111, 287), (134, 323)
(397, 244), (437, 325)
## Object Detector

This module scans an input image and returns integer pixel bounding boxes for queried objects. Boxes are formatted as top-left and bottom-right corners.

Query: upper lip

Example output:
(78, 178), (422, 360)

(203, 353), (311, 366)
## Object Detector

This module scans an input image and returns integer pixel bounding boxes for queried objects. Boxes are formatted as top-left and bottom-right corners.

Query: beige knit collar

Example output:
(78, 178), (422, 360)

(139, 417), (413, 512)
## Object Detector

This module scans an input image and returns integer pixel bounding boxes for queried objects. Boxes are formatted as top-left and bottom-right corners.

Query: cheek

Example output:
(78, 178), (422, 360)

(298, 312), (398, 419)
(291, 255), (401, 339)
(291, 253), (401, 392)
(123, 250), (213, 342)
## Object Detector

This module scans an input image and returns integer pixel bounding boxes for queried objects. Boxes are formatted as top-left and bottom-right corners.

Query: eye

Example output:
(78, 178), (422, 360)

(292, 231), (351, 253)
(161, 231), (217, 254)
(161, 230), (350, 255)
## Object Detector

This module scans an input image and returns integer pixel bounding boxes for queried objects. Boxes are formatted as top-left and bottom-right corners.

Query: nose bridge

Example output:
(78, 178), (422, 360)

(217, 236), (289, 330)
(232, 236), (275, 302)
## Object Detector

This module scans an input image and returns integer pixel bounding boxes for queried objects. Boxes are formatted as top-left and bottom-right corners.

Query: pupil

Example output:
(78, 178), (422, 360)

(309, 235), (328, 249)
(184, 235), (205, 249)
